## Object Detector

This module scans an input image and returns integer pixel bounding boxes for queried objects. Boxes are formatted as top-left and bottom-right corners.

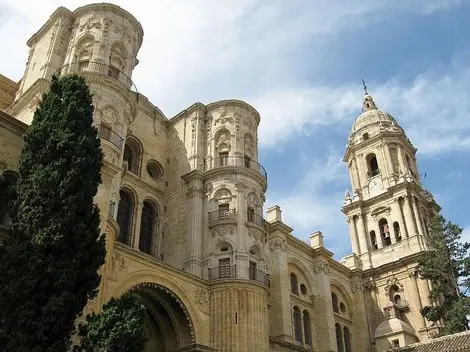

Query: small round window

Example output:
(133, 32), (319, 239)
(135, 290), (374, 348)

(147, 160), (164, 181)
(300, 284), (307, 295)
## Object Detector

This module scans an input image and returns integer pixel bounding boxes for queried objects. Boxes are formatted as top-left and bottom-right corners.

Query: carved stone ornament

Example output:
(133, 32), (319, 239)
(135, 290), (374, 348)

(249, 230), (265, 244)
(313, 262), (329, 274)
(110, 253), (126, 281)
(194, 288), (210, 314)
(186, 185), (204, 198)
(384, 277), (403, 296)
(204, 183), (213, 197)
(79, 17), (102, 31)
(351, 281), (363, 293)
(234, 180), (248, 190)
(243, 117), (255, 132)
(214, 110), (234, 126)
(212, 226), (234, 238)
(269, 237), (286, 252)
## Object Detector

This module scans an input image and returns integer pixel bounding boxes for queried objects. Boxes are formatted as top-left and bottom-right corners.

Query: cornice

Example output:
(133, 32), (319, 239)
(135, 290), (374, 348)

(361, 250), (424, 276)
(269, 337), (312, 352)
(26, 7), (74, 46)
(73, 3), (144, 49)
(114, 242), (209, 286)
(181, 169), (204, 183)
(122, 171), (165, 199)
(266, 219), (293, 234)
(0, 110), (28, 136)
(168, 102), (205, 126)
(6, 78), (50, 116)
(203, 167), (267, 191)
(205, 99), (261, 126)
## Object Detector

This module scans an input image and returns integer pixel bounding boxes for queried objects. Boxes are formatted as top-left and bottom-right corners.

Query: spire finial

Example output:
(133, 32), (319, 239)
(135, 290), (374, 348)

(362, 78), (368, 96)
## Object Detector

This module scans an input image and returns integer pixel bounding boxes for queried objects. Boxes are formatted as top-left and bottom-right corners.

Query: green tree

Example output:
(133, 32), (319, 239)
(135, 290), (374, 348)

(0, 75), (106, 351)
(418, 214), (470, 335)
(75, 292), (147, 352)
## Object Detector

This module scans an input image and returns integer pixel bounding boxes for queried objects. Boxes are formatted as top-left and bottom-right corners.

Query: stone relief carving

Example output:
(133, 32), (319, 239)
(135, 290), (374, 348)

(212, 226), (235, 238)
(79, 17), (102, 32)
(114, 24), (131, 43)
(243, 117), (255, 133)
(102, 106), (117, 124)
(313, 262), (329, 274)
(214, 110), (234, 126)
(244, 133), (255, 157)
(249, 230), (265, 244)
(384, 277), (403, 296)
(351, 281), (363, 293)
(103, 152), (118, 165)
(269, 237), (286, 252)
(234, 180), (247, 190)
(110, 253), (126, 281)
(204, 183), (213, 197)
(194, 288), (210, 314)
(246, 191), (259, 207)
(186, 185), (204, 198)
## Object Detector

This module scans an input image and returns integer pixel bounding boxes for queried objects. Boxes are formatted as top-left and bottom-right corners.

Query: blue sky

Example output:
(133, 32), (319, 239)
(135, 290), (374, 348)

(1, 0), (469, 259)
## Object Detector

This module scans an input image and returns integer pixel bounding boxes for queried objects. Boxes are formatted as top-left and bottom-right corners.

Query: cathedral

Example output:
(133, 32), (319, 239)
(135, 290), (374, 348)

(1, 3), (469, 352)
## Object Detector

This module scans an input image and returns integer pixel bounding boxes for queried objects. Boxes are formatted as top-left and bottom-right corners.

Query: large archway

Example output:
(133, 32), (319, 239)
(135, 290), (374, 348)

(128, 283), (196, 352)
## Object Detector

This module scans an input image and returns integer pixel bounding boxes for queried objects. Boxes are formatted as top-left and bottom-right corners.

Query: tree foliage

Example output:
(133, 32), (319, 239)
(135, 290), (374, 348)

(418, 214), (470, 335)
(75, 292), (147, 352)
(0, 75), (106, 351)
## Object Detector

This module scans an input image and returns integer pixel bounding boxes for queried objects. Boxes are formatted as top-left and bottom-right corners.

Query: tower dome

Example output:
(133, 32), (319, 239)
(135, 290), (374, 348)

(351, 94), (400, 134)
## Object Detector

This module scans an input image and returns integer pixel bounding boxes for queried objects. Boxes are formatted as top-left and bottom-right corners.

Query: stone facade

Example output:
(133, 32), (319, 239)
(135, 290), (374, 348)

(0, 3), (448, 352)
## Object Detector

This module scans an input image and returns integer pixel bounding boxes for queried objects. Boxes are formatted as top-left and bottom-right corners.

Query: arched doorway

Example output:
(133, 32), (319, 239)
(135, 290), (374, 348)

(128, 283), (196, 352)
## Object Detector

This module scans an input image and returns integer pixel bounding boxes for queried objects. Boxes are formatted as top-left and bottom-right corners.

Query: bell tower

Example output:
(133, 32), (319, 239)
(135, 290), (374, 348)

(342, 88), (441, 347)
(342, 90), (440, 270)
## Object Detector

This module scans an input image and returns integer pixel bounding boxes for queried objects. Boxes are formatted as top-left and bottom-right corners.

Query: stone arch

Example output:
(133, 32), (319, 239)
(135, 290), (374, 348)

(210, 237), (236, 254)
(116, 186), (138, 246)
(330, 279), (354, 316)
(109, 41), (128, 71)
(111, 271), (206, 346)
(212, 186), (234, 202)
(214, 128), (232, 153)
(74, 34), (95, 63)
(287, 257), (315, 296)
(124, 135), (143, 175)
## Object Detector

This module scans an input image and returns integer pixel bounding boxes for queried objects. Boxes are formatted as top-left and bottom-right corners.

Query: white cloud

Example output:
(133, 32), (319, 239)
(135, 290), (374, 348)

(254, 50), (470, 154)
(461, 226), (470, 244)
(266, 148), (351, 257)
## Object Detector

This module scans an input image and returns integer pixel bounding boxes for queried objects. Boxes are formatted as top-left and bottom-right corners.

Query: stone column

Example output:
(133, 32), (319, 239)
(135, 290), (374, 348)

(412, 196), (424, 235)
(403, 196), (418, 236)
(356, 214), (369, 254)
(374, 219), (384, 249)
(184, 180), (204, 276)
(133, 202), (143, 249)
(408, 270), (427, 330)
(312, 262), (336, 352)
(353, 157), (362, 190)
(394, 198), (408, 238)
(348, 216), (360, 255)
(397, 145), (406, 172)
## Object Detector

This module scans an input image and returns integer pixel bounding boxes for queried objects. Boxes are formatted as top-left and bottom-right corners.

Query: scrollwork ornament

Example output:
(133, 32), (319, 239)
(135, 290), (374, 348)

(194, 288), (210, 314)
(212, 226), (234, 238)
(313, 262), (329, 274)
(351, 281), (363, 293)
(269, 237), (286, 252)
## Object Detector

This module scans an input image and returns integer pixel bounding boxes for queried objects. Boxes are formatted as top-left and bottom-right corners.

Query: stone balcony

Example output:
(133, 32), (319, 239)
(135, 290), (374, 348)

(204, 156), (267, 180)
(57, 61), (138, 99)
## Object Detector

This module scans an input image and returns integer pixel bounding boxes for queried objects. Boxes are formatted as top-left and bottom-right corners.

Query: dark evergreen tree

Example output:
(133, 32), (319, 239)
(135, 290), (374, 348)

(418, 214), (470, 335)
(75, 292), (147, 352)
(0, 75), (106, 351)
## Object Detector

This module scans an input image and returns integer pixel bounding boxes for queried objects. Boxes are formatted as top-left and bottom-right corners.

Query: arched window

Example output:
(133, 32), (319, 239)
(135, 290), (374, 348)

(139, 201), (157, 256)
(290, 273), (299, 295)
(117, 190), (134, 246)
(370, 230), (378, 250)
(343, 326), (351, 352)
(331, 292), (339, 313)
(123, 138), (142, 175)
(0, 171), (18, 227)
(303, 310), (312, 346)
(335, 323), (344, 352)
(366, 153), (379, 177)
(293, 306), (302, 343)
(379, 218), (391, 246)
(393, 221), (401, 242)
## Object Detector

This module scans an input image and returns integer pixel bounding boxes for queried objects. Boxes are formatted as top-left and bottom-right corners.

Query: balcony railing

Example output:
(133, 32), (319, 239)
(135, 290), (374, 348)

(208, 209), (236, 223)
(368, 169), (380, 177)
(249, 268), (270, 285)
(247, 211), (266, 229)
(108, 201), (115, 218)
(56, 61), (139, 101)
(209, 265), (237, 280)
(99, 125), (123, 149)
(395, 299), (409, 310)
(204, 156), (267, 179)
